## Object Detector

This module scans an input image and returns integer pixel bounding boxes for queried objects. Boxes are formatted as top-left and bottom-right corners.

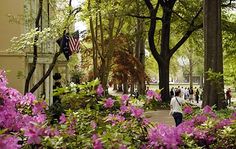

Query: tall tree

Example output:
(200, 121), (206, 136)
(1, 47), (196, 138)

(143, 0), (202, 102)
(135, 1), (146, 95)
(203, 0), (225, 109)
(12, 0), (80, 94)
(24, 0), (43, 94)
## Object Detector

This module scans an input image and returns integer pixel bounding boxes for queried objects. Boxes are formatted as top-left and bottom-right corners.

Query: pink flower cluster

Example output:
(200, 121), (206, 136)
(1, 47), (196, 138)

(146, 90), (161, 102)
(147, 106), (236, 148)
(0, 70), (68, 147)
(105, 114), (125, 126)
(183, 106), (193, 114)
(92, 134), (103, 149)
(96, 84), (104, 96)
(104, 98), (115, 108)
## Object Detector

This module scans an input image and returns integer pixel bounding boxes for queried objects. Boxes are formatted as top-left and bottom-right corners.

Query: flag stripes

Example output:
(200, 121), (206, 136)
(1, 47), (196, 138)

(69, 36), (80, 53)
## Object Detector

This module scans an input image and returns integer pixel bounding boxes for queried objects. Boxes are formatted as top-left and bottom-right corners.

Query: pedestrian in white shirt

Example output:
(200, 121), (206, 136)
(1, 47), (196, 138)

(170, 89), (185, 126)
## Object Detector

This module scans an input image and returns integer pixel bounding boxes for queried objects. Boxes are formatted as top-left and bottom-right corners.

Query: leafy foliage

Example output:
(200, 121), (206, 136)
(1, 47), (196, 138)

(0, 69), (236, 148)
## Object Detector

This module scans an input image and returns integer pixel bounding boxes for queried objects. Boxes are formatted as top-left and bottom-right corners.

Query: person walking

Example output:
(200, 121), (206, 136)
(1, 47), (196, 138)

(170, 87), (175, 98)
(195, 89), (199, 103)
(184, 87), (189, 100)
(226, 88), (232, 106)
(170, 89), (185, 126)
(189, 87), (194, 103)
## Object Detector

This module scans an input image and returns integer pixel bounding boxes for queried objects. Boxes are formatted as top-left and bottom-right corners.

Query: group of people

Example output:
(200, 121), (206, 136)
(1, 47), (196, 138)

(170, 86), (233, 127)
(169, 86), (202, 127)
(170, 86), (202, 103)
(169, 87), (201, 127)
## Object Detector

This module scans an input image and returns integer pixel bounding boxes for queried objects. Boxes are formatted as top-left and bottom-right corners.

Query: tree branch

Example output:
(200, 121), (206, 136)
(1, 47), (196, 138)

(170, 7), (203, 56)
(29, 0), (79, 93)
(30, 51), (62, 93)
(115, 18), (124, 37)
(144, 0), (154, 10)
(170, 23), (202, 56)
(145, 0), (164, 63)
(24, 0), (43, 94)
(190, 7), (203, 26)
(172, 10), (190, 24)
(127, 14), (162, 20)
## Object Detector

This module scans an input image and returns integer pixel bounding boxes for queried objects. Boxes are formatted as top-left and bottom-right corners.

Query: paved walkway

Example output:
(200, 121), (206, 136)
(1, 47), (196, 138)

(144, 110), (175, 126)
(108, 88), (236, 125)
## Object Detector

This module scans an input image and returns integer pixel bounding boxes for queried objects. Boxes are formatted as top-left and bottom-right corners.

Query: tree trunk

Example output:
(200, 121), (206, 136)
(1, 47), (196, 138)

(144, 0), (200, 102)
(158, 5), (172, 102)
(203, 0), (225, 109)
(88, 0), (98, 79)
(189, 48), (193, 88)
(159, 59), (170, 102)
(123, 73), (128, 94)
(135, 18), (146, 95)
(30, 51), (62, 93)
(113, 83), (117, 90)
(130, 84), (134, 94)
(24, 0), (43, 94)
(118, 83), (123, 92)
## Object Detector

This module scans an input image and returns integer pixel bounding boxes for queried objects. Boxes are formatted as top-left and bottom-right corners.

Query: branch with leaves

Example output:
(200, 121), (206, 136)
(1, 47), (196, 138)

(170, 7), (203, 56)
(24, 0), (43, 94)
(28, 0), (81, 93)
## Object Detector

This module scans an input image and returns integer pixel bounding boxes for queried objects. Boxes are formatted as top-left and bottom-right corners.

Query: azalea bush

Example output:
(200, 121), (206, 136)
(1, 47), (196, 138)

(0, 69), (236, 149)
(50, 79), (155, 148)
(0, 70), (61, 148)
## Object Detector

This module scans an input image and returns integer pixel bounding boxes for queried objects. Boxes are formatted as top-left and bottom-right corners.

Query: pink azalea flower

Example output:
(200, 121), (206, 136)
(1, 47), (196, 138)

(32, 101), (47, 115)
(215, 118), (232, 129)
(142, 118), (150, 126)
(119, 144), (127, 149)
(121, 94), (129, 105)
(35, 114), (46, 123)
(45, 127), (60, 136)
(91, 120), (97, 129)
(148, 124), (180, 148)
(203, 105), (216, 117)
(231, 112), (236, 120)
(0, 135), (20, 149)
(203, 105), (212, 114)
(59, 113), (66, 124)
(92, 134), (103, 149)
(130, 106), (144, 118)
(183, 106), (193, 114)
(105, 114), (125, 126)
(146, 90), (161, 101)
(146, 90), (155, 99)
(119, 105), (129, 114)
(0, 70), (8, 86)
(23, 124), (44, 144)
(195, 115), (207, 124)
(104, 98), (115, 108)
(67, 127), (75, 136)
(21, 93), (36, 105)
(154, 93), (162, 101)
(193, 129), (207, 140)
(96, 84), (104, 96)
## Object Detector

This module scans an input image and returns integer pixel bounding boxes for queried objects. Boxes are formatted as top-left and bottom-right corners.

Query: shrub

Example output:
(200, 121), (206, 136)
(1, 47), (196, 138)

(0, 69), (235, 148)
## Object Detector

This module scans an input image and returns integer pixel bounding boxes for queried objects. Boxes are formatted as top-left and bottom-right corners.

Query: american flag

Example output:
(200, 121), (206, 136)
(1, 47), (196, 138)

(69, 31), (80, 53)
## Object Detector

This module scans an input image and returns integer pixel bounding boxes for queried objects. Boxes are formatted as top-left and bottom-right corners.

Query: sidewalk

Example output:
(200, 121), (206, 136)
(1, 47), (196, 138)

(144, 110), (175, 126)
(108, 89), (236, 125)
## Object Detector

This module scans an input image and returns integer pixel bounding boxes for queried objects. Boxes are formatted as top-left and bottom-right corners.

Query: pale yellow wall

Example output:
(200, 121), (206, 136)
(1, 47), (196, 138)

(0, 0), (24, 51)
(0, 54), (26, 93)
(0, 0), (25, 93)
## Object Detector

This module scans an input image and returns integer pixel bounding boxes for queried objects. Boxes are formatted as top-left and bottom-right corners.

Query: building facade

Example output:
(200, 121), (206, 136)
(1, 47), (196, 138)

(0, 0), (69, 105)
